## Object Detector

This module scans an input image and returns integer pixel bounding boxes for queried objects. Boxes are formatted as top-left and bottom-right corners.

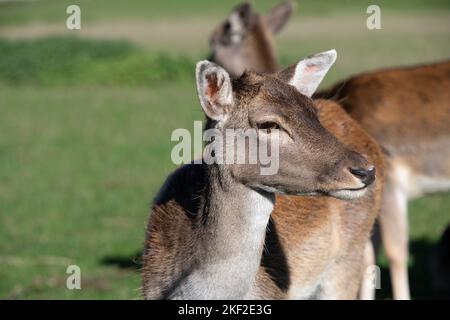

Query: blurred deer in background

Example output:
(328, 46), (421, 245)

(208, 0), (450, 300)
(142, 50), (386, 299)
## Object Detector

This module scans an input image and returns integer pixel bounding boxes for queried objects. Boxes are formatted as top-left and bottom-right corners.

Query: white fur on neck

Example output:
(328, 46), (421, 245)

(243, 188), (275, 242)
(170, 186), (275, 299)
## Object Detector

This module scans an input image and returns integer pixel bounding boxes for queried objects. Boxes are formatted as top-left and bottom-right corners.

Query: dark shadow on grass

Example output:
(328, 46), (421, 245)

(101, 251), (142, 270)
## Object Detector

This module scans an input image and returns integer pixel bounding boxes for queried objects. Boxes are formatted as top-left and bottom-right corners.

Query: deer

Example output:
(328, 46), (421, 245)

(208, 0), (450, 300)
(142, 50), (386, 299)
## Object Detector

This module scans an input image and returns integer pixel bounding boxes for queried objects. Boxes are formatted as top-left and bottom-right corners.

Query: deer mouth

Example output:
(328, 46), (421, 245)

(252, 183), (369, 200)
(325, 186), (368, 200)
(294, 185), (368, 200)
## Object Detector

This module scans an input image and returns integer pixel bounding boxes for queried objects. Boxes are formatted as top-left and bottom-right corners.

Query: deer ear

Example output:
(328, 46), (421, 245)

(229, 2), (254, 31)
(278, 49), (337, 97)
(196, 61), (233, 122)
(265, 0), (295, 34)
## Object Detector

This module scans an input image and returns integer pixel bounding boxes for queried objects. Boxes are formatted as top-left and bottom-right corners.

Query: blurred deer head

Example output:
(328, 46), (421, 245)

(209, 1), (295, 77)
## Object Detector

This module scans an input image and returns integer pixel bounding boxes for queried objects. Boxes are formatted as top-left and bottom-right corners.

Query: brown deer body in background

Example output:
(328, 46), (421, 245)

(142, 51), (385, 299)
(209, 1), (450, 299)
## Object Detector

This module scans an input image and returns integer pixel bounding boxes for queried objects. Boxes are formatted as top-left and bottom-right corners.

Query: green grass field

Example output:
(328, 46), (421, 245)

(0, 0), (449, 299)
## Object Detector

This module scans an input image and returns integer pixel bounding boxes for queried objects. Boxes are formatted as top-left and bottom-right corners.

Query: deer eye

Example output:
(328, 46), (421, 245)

(257, 121), (280, 133)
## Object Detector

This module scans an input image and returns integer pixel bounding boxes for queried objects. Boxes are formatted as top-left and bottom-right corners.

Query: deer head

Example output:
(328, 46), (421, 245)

(196, 50), (375, 200)
(209, 1), (295, 77)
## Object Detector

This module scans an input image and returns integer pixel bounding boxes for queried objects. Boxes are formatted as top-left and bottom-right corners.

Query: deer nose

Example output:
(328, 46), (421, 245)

(349, 166), (376, 186)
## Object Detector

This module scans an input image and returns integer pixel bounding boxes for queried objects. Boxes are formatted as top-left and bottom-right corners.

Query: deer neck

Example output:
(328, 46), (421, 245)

(172, 163), (275, 299)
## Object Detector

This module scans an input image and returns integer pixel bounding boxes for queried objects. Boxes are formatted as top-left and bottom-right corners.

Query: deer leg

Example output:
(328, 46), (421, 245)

(358, 240), (377, 300)
(379, 177), (410, 300)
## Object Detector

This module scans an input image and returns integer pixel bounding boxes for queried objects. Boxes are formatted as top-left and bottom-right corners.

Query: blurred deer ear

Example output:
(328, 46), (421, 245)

(196, 61), (233, 122)
(278, 49), (337, 97)
(265, 0), (295, 34)
(229, 2), (254, 30)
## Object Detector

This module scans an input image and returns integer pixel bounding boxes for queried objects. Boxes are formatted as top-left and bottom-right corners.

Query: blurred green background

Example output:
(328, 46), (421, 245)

(0, 0), (449, 299)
